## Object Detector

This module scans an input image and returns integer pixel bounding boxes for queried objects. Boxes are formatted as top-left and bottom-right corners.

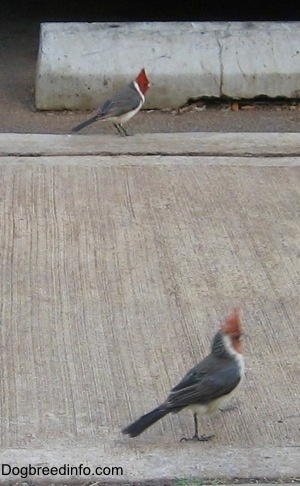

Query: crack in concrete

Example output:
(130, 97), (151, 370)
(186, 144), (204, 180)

(215, 23), (231, 97)
(216, 36), (224, 97)
(2, 152), (300, 158)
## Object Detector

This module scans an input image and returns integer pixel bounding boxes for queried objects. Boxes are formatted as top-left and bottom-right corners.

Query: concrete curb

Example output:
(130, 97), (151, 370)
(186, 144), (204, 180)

(0, 446), (299, 486)
(0, 446), (299, 483)
(35, 22), (300, 110)
(1, 132), (300, 157)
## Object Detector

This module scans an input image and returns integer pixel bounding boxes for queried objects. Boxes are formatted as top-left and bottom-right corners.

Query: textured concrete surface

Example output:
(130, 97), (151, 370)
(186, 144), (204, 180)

(35, 22), (300, 110)
(1, 132), (300, 157)
(0, 134), (299, 484)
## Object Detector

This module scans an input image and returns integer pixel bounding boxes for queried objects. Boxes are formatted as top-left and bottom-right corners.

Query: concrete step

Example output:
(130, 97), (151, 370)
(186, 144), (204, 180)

(1, 132), (300, 157)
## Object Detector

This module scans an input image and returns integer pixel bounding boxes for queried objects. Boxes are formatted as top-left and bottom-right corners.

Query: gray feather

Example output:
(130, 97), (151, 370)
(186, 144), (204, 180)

(96, 82), (141, 119)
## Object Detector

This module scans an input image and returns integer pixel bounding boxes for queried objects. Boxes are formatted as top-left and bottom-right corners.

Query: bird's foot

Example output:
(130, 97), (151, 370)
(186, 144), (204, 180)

(180, 433), (214, 442)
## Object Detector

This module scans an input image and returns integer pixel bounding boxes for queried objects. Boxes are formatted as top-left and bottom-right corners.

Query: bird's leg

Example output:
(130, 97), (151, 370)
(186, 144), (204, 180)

(114, 123), (124, 136)
(180, 414), (215, 442)
(113, 123), (130, 136)
(119, 124), (130, 136)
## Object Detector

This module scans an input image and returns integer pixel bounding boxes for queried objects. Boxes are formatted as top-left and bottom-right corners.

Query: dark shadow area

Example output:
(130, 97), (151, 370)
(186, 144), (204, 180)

(2, 0), (299, 21)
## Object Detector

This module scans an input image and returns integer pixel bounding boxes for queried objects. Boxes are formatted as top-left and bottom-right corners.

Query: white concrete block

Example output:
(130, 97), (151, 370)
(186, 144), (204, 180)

(35, 22), (300, 110)
(221, 22), (300, 98)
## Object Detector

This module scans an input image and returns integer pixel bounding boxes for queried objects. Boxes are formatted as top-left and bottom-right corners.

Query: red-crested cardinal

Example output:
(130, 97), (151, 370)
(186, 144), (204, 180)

(71, 68), (150, 136)
(122, 309), (244, 441)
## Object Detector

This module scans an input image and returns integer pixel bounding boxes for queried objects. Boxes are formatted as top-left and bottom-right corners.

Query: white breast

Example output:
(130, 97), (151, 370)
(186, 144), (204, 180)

(190, 336), (245, 417)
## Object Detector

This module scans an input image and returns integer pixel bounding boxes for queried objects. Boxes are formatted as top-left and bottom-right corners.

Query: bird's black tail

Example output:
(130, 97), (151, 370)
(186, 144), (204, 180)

(71, 115), (99, 132)
(122, 406), (169, 437)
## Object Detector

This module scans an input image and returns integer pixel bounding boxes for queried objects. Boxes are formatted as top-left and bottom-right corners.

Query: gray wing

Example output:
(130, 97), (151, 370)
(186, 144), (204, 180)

(165, 355), (241, 410)
(96, 83), (142, 119)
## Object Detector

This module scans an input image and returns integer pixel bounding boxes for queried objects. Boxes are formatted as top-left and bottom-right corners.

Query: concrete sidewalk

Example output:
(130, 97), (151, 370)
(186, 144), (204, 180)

(0, 133), (299, 484)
